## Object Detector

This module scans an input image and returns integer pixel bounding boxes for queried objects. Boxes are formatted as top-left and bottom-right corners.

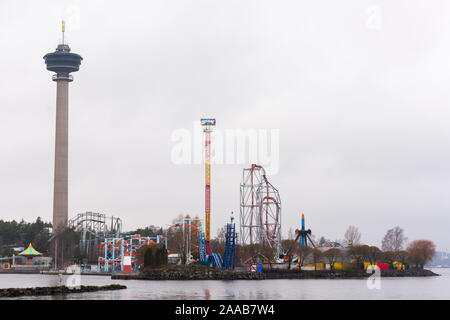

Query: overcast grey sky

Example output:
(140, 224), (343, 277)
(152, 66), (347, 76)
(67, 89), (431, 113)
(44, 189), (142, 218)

(0, 0), (449, 251)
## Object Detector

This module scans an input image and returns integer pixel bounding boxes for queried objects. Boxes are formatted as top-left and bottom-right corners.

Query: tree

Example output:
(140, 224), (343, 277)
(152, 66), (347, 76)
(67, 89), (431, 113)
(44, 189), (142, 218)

(281, 240), (297, 270)
(281, 239), (313, 270)
(366, 246), (382, 265)
(166, 214), (201, 264)
(287, 227), (295, 240)
(136, 244), (168, 269)
(322, 248), (343, 272)
(211, 225), (227, 256)
(124, 225), (163, 237)
(166, 226), (186, 264)
(343, 226), (361, 247)
(382, 226), (407, 252)
(259, 246), (277, 270)
(349, 245), (370, 269)
(296, 245), (313, 268)
(215, 226), (227, 244)
(396, 250), (409, 269)
(237, 243), (276, 269)
(406, 240), (436, 269)
(382, 251), (397, 269)
(50, 227), (82, 267)
(0, 217), (52, 254)
(311, 248), (323, 271)
(317, 236), (327, 247)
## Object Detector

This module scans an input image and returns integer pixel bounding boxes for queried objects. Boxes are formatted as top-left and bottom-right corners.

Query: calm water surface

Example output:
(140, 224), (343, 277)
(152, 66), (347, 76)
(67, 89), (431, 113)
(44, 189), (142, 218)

(1, 268), (449, 300)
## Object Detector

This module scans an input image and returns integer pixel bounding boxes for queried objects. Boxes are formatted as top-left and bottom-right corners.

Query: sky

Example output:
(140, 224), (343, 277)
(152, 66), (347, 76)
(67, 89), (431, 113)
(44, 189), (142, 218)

(0, 0), (449, 251)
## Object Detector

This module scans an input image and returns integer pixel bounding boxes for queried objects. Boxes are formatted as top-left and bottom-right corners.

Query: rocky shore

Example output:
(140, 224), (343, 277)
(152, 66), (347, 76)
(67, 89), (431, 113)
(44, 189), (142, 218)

(0, 284), (127, 298)
(111, 265), (438, 281)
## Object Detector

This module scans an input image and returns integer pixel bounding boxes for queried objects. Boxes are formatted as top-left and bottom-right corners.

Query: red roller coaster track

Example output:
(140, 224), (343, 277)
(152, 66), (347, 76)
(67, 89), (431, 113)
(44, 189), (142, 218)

(243, 164), (281, 250)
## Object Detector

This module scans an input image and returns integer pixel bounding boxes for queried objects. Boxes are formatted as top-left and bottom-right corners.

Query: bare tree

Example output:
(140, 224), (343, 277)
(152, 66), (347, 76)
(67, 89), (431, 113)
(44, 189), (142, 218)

(211, 225), (227, 256)
(281, 239), (297, 270)
(349, 245), (370, 269)
(323, 248), (343, 272)
(317, 236), (327, 247)
(382, 251), (397, 269)
(406, 240), (436, 269)
(215, 225), (227, 244)
(297, 245), (313, 268)
(382, 226), (407, 252)
(166, 214), (201, 264)
(166, 226), (186, 264)
(260, 246), (277, 270)
(281, 239), (313, 269)
(343, 225), (361, 247)
(366, 246), (382, 265)
(171, 214), (184, 225)
(311, 248), (323, 271)
(287, 227), (295, 240)
(396, 250), (409, 269)
(238, 244), (276, 269)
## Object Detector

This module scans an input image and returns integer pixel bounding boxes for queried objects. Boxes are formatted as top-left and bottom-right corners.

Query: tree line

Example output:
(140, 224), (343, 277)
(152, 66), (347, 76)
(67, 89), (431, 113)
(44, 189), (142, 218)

(0, 214), (437, 272)
(211, 224), (436, 271)
(0, 217), (52, 256)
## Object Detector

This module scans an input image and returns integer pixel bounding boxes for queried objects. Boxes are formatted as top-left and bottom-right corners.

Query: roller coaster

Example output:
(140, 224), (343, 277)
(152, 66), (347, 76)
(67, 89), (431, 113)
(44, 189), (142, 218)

(97, 234), (161, 272)
(96, 213), (238, 271)
(240, 164), (282, 256)
(68, 212), (122, 259)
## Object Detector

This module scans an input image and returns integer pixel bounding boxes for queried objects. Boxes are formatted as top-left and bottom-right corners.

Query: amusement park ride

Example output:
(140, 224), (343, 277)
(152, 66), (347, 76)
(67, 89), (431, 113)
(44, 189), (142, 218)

(200, 118), (215, 255)
(240, 164), (282, 256)
(295, 213), (316, 247)
(94, 117), (313, 272)
(96, 118), (238, 272)
(98, 234), (160, 272)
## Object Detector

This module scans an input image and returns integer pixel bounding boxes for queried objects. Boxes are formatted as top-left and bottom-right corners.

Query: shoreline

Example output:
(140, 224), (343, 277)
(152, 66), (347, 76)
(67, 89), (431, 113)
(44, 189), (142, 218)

(1, 267), (440, 280)
(0, 270), (112, 276)
(111, 265), (439, 281)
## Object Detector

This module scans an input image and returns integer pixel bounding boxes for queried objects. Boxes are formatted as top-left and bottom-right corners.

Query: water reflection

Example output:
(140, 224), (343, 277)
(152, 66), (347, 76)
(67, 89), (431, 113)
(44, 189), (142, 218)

(0, 269), (449, 300)
(204, 288), (211, 300)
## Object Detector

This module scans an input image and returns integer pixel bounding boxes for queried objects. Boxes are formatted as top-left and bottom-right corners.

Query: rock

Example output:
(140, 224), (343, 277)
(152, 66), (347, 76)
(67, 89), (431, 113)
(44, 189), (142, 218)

(0, 284), (127, 298)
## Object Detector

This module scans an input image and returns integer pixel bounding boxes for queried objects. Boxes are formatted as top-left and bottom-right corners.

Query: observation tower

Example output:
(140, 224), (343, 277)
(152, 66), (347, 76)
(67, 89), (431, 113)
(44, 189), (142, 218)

(43, 21), (83, 234)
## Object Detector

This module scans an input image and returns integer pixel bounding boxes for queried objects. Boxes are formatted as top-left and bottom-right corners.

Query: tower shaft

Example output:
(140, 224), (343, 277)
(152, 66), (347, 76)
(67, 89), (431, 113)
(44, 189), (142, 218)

(205, 130), (211, 255)
(53, 80), (69, 232)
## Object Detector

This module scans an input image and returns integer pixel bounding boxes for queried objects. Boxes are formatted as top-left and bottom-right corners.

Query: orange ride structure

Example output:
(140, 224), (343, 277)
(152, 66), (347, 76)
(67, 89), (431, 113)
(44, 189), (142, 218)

(97, 235), (161, 272)
(200, 118), (216, 255)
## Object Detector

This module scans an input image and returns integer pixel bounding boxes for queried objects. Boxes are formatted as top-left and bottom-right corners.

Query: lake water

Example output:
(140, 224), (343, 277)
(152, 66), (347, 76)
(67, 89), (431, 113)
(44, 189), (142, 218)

(0, 268), (449, 300)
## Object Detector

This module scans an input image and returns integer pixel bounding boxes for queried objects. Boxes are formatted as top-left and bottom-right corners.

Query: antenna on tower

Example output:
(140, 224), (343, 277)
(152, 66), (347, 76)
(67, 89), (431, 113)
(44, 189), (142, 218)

(62, 20), (66, 44)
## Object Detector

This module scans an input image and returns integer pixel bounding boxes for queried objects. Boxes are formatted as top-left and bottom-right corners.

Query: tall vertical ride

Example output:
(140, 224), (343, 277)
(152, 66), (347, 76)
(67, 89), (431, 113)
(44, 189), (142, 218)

(43, 21), (83, 234)
(200, 118), (216, 255)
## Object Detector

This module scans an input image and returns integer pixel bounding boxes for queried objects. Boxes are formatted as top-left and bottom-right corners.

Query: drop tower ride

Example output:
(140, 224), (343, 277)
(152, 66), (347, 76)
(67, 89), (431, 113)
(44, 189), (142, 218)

(200, 118), (216, 255)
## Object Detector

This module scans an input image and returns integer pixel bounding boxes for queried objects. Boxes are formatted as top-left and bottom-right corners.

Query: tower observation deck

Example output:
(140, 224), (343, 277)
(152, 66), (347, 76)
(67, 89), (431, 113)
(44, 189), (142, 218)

(43, 43), (82, 81)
